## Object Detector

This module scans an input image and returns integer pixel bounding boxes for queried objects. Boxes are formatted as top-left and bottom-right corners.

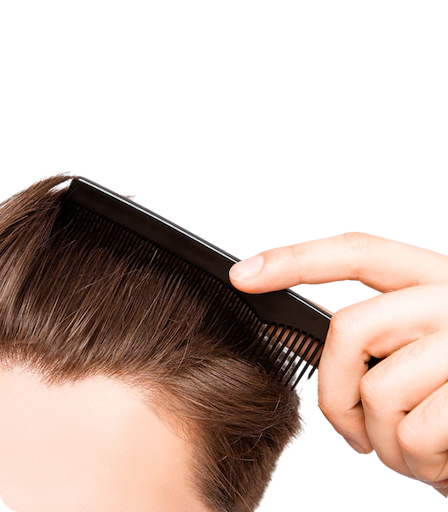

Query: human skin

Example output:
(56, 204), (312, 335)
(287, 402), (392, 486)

(0, 367), (209, 512)
(229, 232), (448, 497)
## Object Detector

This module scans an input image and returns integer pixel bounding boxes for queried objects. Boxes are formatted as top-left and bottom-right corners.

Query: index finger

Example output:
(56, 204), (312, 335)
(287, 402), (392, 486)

(229, 232), (448, 294)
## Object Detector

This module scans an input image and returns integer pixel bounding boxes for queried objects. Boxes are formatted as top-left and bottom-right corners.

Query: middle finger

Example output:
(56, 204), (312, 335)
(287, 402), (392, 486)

(360, 328), (448, 478)
(318, 283), (448, 453)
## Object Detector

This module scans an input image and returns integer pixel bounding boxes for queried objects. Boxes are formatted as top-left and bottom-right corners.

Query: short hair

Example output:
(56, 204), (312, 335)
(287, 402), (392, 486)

(0, 174), (301, 512)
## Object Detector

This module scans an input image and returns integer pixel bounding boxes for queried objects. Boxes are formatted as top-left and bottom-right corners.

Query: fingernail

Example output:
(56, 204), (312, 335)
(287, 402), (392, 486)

(230, 255), (264, 283)
(344, 438), (367, 454)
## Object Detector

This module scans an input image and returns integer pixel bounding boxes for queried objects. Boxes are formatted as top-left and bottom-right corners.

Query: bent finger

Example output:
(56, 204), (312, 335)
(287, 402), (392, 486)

(318, 284), (448, 454)
(398, 380), (448, 485)
(360, 329), (448, 478)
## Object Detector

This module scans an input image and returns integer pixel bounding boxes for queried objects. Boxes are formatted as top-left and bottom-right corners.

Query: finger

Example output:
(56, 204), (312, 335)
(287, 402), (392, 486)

(229, 232), (448, 294)
(397, 379), (448, 485)
(317, 284), (448, 454)
(360, 329), (448, 479)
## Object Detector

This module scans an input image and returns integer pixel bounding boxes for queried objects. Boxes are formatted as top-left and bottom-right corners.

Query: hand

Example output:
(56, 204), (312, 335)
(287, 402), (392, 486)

(229, 232), (448, 497)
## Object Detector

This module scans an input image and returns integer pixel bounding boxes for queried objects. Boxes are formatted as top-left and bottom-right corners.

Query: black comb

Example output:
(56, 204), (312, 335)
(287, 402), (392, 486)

(61, 176), (333, 390)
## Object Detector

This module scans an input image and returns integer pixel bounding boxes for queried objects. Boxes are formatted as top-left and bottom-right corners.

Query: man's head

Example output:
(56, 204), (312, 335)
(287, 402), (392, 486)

(0, 367), (209, 512)
(0, 175), (301, 512)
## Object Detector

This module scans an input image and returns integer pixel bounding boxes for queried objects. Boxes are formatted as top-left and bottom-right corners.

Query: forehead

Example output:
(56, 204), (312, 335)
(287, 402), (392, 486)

(0, 368), (204, 512)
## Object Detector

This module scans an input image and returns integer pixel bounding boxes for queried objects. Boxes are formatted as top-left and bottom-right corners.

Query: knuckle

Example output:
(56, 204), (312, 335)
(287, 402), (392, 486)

(328, 307), (359, 340)
(397, 416), (448, 483)
(341, 231), (373, 252)
(340, 232), (374, 279)
(326, 307), (365, 362)
(359, 370), (384, 407)
(397, 417), (424, 456)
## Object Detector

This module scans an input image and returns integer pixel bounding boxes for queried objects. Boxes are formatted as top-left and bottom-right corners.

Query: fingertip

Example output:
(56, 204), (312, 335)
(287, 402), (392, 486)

(229, 255), (264, 288)
(344, 435), (374, 455)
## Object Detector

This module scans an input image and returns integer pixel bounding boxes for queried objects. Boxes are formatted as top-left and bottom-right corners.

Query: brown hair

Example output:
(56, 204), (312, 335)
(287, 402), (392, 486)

(0, 174), (301, 512)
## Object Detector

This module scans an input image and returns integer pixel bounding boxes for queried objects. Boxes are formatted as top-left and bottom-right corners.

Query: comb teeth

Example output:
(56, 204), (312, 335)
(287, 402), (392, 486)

(249, 324), (324, 390)
(61, 184), (323, 389)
